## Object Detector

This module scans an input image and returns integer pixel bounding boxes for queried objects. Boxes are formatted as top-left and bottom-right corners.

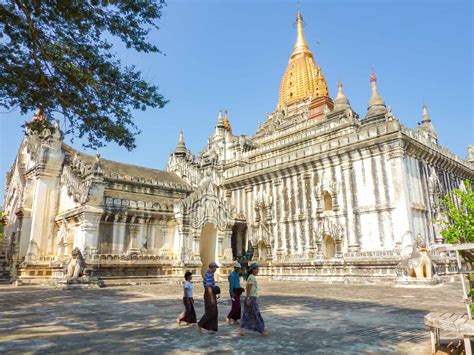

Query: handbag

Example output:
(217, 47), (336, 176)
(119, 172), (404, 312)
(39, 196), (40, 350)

(212, 285), (221, 295)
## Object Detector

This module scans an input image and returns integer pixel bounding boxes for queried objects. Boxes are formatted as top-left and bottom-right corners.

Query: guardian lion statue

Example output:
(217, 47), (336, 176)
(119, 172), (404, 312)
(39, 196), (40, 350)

(66, 247), (86, 279)
(396, 234), (435, 279)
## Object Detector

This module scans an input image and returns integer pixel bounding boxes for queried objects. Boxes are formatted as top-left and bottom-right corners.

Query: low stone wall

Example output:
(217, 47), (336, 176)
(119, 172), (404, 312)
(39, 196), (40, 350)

(12, 253), (457, 286)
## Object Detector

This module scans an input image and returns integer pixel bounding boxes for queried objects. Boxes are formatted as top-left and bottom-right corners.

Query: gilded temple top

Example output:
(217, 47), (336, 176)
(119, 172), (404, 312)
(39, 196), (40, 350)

(277, 10), (329, 109)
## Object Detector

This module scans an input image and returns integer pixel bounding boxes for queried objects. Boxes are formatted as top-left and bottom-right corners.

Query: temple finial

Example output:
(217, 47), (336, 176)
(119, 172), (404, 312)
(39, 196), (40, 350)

(421, 103), (432, 124)
(223, 109), (232, 133)
(174, 129), (186, 156)
(32, 106), (45, 122)
(370, 65), (378, 93)
(334, 81), (351, 112)
(365, 66), (387, 118)
(292, 6), (310, 58)
(337, 81), (343, 97)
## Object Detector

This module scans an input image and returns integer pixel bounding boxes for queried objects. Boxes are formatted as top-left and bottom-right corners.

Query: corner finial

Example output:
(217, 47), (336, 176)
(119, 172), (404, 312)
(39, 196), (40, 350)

(370, 65), (378, 93)
(422, 103), (431, 123)
(223, 110), (232, 133)
(334, 81), (350, 112)
(174, 129), (186, 155)
(370, 65), (376, 82)
(32, 105), (45, 121)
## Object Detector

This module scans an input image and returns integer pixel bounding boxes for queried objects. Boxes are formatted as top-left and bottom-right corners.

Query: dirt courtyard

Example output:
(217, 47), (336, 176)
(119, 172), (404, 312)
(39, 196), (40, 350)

(0, 280), (465, 354)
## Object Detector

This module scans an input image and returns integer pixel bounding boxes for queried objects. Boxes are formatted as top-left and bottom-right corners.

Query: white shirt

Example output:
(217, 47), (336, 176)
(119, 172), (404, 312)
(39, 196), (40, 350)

(183, 280), (193, 298)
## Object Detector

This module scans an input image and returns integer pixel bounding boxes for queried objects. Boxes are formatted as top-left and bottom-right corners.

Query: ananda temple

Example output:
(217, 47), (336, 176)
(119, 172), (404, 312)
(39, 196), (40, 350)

(2, 10), (474, 283)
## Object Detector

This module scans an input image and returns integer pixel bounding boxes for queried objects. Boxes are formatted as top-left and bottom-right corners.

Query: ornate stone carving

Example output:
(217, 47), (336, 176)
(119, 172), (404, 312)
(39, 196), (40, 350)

(62, 165), (93, 204)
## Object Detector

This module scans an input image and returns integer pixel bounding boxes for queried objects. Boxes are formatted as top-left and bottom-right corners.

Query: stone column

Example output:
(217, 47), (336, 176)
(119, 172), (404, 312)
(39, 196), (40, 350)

(389, 143), (413, 248)
(303, 172), (313, 257)
(27, 175), (61, 261)
(272, 179), (282, 259)
(281, 178), (289, 258)
(221, 228), (233, 262)
(245, 185), (253, 229)
(192, 229), (201, 259)
(341, 157), (359, 252)
(75, 211), (102, 256)
(295, 174), (305, 255)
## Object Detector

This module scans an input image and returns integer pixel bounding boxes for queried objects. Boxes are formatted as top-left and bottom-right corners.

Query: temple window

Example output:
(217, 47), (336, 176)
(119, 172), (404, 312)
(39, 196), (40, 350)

(323, 191), (333, 211)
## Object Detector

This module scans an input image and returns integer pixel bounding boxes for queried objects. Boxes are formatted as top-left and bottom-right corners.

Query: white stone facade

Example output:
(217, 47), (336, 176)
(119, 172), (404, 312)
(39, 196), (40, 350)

(3, 23), (474, 282)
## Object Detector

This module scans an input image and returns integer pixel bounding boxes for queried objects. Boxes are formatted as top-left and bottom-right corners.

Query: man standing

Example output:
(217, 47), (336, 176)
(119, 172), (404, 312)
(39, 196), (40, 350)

(197, 262), (219, 334)
(226, 261), (243, 324)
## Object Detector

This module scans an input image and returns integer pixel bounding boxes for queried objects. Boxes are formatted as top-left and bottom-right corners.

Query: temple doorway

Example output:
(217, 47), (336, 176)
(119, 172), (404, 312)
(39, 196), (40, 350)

(231, 223), (247, 260)
(322, 235), (336, 259)
(200, 223), (217, 276)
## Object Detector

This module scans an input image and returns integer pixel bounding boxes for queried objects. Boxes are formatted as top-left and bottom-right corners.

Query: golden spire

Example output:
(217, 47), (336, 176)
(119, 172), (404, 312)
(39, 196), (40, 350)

(277, 8), (329, 109)
(291, 9), (311, 59)
(223, 109), (232, 133)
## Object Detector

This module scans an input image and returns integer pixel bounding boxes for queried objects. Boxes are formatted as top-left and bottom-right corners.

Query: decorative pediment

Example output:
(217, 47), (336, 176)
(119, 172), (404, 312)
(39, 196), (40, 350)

(314, 217), (344, 242)
(61, 165), (93, 204)
(175, 180), (231, 231)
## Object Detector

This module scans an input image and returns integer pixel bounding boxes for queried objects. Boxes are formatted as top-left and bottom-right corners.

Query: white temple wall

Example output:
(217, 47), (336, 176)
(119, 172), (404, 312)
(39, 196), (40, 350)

(58, 185), (78, 213)
(27, 175), (61, 257)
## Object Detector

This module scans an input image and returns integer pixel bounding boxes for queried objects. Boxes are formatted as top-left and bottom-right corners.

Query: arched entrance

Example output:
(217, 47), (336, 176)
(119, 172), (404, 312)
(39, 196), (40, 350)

(231, 223), (247, 260)
(200, 223), (217, 276)
(322, 235), (336, 259)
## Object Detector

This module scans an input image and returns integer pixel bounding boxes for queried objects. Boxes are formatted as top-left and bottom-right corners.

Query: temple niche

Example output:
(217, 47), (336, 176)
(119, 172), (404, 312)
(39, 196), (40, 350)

(2, 9), (474, 284)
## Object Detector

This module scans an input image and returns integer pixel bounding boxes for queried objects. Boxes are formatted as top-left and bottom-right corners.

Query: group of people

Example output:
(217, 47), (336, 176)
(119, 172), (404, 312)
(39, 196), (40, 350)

(176, 261), (270, 336)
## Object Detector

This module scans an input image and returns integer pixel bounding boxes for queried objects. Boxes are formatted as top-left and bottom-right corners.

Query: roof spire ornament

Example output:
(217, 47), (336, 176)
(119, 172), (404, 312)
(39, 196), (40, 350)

(333, 81), (350, 112)
(417, 103), (438, 143)
(174, 129), (187, 156)
(223, 109), (232, 133)
(421, 103), (431, 123)
(32, 105), (45, 121)
(365, 66), (387, 119)
(291, 6), (311, 59)
(216, 110), (225, 128)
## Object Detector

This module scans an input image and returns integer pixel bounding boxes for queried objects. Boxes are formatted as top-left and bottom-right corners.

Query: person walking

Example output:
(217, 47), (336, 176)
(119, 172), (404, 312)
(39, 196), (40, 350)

(225, 261), (244, 324)
(238, 263), (270, 336)
(177, 271), (196, 326)
(197, 262), (219, 334)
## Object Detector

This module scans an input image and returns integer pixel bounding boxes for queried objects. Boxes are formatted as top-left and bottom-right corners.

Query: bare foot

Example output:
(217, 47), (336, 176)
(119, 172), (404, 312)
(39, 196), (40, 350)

(176, 317), (181, 325)
(261, 331), (270, 336)
(238, 330), (245, 336)
(225, 317), (230, 324)
(197, 326), (203, 334)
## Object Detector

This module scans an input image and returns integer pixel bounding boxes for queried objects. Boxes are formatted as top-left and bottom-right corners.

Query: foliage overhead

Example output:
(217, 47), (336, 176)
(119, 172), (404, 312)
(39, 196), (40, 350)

(438, 180), (474, 245)
(0, 0), (168, 150)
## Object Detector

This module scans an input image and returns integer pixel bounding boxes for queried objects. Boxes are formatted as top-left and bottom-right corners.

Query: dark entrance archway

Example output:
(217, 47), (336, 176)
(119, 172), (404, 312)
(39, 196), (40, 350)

(231, 223), (247, 260)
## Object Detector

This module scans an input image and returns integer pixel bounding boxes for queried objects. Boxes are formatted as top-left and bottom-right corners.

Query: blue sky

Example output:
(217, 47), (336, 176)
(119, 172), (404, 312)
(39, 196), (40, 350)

(1, 0), (472, 201)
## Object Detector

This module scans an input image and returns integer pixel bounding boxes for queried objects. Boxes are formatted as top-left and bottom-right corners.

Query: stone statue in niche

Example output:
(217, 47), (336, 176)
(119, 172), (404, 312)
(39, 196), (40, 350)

(66, 247), (85, 279)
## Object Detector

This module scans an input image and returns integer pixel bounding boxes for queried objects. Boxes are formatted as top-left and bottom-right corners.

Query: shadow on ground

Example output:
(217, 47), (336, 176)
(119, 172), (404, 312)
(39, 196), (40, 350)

(0, 283), (463, 354)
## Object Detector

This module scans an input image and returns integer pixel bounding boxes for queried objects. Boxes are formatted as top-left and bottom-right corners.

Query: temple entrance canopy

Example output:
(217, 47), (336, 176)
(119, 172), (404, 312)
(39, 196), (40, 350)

(174, 178), (234, 273)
